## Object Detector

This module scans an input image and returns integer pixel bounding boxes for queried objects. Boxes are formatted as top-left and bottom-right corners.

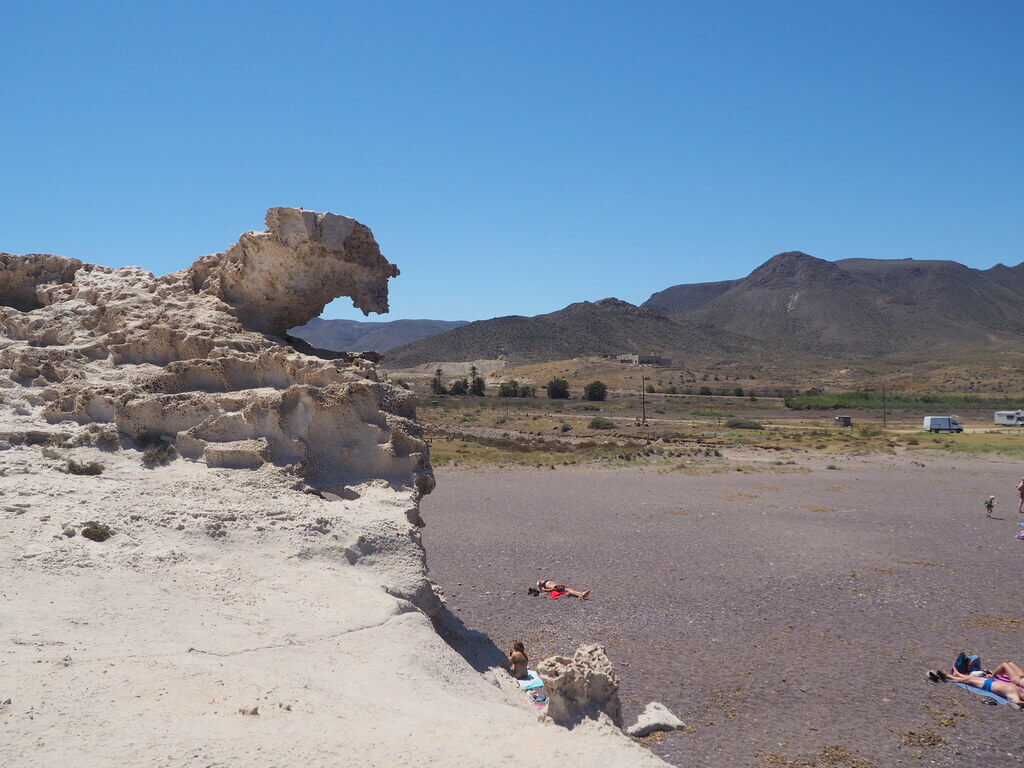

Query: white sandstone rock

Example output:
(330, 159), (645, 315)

(626, 701), (685, 737)
(538, 643), (622, 727)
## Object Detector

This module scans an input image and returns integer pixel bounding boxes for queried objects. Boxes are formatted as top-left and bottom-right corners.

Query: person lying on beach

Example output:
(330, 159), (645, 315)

(507, 642), (529, 680)
(929, 663), (1024, 709)
(530, 579), (589, 599)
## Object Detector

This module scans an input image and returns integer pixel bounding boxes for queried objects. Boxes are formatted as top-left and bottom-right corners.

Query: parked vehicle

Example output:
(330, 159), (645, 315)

(994, 410), (1024, 426)
(923, 416), (963, 433)
(834, 415), (852, 427)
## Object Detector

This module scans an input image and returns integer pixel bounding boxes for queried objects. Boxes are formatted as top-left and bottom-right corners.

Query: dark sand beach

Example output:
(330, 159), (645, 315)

(422, 456), (1024, 767)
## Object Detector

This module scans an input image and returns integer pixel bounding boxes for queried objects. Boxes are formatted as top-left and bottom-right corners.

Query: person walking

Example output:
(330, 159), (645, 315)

(1017, 478), (1024, 514)
(985, 495), (996, 518)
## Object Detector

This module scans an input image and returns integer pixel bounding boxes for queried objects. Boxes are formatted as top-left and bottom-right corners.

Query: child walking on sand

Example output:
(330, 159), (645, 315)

(985, 495), (996, 518)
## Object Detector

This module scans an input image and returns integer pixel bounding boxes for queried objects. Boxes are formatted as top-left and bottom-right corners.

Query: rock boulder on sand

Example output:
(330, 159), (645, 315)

(626, 702), (685, 737)
(0, 210), (666, 767)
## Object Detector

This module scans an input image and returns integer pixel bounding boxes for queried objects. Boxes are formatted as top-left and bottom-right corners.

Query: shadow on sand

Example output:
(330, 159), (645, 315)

(432, 606), (509, 674)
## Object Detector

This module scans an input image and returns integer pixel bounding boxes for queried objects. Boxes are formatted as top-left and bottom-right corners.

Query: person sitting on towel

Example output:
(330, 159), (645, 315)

(932, 663), (1024, 709)
(507, 642), (529, 680)
(534, 579), (589, 600)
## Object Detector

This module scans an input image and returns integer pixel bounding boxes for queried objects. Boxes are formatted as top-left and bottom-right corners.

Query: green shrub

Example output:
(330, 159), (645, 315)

(448, 378), (469, 396)
(95, 430), (120, 449)
(68, 460), (103, 475)
(81, 521), (112, 541)
(560, 423), (572, 432)
(469, 376), (486, 396)
(724, 418), (763, 430)
(498, 381), (519, 397)
(589, 416), (616, 430)
(584, 381), (608, 401)
(518, 384), (537, 398)
(547, 378), (570, 399)
(699, 386), (713, 396)
(41, 447), (61, 460)
(142, 443), (177, 466)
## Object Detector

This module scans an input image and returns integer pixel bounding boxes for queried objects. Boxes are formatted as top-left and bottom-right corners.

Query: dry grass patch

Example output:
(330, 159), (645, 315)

(803, 505), (836, 513)
(899, 730), (943, 748)
(962, 616), (1024, 633)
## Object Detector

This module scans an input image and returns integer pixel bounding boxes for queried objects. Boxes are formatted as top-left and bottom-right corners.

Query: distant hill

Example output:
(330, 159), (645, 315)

(385, 253), (1024, 369)
(383, 298), (762, 368)
(289, 317), (468, 353)
(646, 252), (1024, 357)
(642, 279), (739, 315)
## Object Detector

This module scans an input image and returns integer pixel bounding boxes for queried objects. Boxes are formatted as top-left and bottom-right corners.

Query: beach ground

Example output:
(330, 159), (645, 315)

(422, 454), (1024, 767)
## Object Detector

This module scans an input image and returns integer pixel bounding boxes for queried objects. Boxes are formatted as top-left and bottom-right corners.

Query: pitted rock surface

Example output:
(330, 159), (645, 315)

(0, 208), (430, 496)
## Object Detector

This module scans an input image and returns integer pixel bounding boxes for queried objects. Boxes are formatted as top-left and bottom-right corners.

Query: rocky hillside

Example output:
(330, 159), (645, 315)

(383, 297), (761, 368)
(289, 317), (468, 353)
(645, 252), (1024, 358)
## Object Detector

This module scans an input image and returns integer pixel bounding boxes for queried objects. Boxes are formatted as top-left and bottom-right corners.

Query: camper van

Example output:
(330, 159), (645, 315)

(922, 416), (963, 433)
(994, 410), (1024, 426)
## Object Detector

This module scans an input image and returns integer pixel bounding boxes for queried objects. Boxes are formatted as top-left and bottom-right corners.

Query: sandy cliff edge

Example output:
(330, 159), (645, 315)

(0, 209), (665, 767)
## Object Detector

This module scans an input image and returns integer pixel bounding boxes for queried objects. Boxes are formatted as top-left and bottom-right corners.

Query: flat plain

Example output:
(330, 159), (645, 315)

(422, 454), (1024, 767)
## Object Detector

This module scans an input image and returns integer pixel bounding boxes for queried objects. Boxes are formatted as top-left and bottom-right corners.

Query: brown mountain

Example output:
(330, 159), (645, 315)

(383, 297), (760, 368)
(645, 252), (1024, 357)
(288, 317), (468, 353)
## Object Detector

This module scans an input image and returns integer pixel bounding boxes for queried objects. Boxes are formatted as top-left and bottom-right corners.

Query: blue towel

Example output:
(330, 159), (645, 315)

(517, 670), (544, 691)
(954, 681), (1010, 705)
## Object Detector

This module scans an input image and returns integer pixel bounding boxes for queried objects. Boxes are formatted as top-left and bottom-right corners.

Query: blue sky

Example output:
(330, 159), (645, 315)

(2, 1), (1022, 322)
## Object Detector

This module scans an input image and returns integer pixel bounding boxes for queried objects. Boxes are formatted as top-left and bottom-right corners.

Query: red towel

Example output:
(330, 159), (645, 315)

(549, 590), (564, 599)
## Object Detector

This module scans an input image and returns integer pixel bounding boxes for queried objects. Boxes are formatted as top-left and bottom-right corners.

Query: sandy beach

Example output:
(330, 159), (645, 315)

(422, 454), (1024, 767)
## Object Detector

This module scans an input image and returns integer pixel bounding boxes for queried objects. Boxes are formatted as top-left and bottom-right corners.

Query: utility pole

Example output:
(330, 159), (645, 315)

(882, 382), (886, 431)
(641, 375), (647, 426)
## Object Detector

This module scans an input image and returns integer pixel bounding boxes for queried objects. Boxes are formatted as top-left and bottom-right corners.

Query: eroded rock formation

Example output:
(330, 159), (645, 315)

(537, 644), (623, 727)
(0, 208), (431, 497)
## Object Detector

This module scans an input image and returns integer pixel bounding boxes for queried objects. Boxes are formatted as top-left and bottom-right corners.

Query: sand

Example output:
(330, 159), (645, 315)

(422, 453), (1024, 767)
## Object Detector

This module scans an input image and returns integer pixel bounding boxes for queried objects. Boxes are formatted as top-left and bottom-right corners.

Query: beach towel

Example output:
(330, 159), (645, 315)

(549, 590), (565, 599)
(954, 682), (1011, 706)
(1017, 530), (1024, 539)
(517, 670), (544, 691)
(1018, 521), (1024, 527)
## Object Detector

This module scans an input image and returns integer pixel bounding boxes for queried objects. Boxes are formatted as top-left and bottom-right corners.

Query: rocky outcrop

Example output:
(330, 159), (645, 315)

(0, 208), (430, 497)
(189, 207), (399, 336)
(537, 644), (622, 727)
(0, 211), (668, 767)
(625, 702), (685, 737)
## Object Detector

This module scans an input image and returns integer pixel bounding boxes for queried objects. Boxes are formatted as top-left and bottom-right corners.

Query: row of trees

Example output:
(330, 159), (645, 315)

(428, 370), (609, 401)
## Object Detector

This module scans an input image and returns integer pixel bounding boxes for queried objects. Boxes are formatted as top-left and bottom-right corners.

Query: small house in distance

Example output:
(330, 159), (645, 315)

(994, 410), (1024, 426)
(617, 354), (672, 366)
(834, 415), (852, 427)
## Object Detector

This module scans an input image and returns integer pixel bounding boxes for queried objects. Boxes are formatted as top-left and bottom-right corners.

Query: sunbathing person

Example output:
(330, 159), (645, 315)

(531, 579), (589, 599)
(507, 642), (529, 680)
(932, 665), (1024, 709)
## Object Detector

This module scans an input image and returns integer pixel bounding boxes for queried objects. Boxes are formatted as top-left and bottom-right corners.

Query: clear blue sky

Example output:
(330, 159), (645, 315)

(2, 1), (1022, 322)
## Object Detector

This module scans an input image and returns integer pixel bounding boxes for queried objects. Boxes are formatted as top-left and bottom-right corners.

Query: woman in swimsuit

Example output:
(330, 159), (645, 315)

(507, 642), (529, 680)
(535, 579), (589, 600)
(933, 664), (1024, 709)
(1017, 478), (1024, 514)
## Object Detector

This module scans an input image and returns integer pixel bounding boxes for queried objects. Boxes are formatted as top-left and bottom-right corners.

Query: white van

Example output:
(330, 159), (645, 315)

(923, 416), (963, 433)
(994, 410), (1024, 426)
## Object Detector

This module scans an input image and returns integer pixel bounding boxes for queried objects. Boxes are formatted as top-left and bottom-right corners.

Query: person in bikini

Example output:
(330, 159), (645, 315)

(531, 579), (589, 599)
(1017, 478), (1024, 514)
(507, 642), (529, 680)
(931, 662), (1024, 709)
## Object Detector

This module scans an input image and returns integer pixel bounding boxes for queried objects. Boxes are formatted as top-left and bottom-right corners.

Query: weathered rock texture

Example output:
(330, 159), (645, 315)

(0, 208), (430, 498)
(0, 211), (667, 767)
(625, 702), (685, 737)
(538, 644), (623, 727)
